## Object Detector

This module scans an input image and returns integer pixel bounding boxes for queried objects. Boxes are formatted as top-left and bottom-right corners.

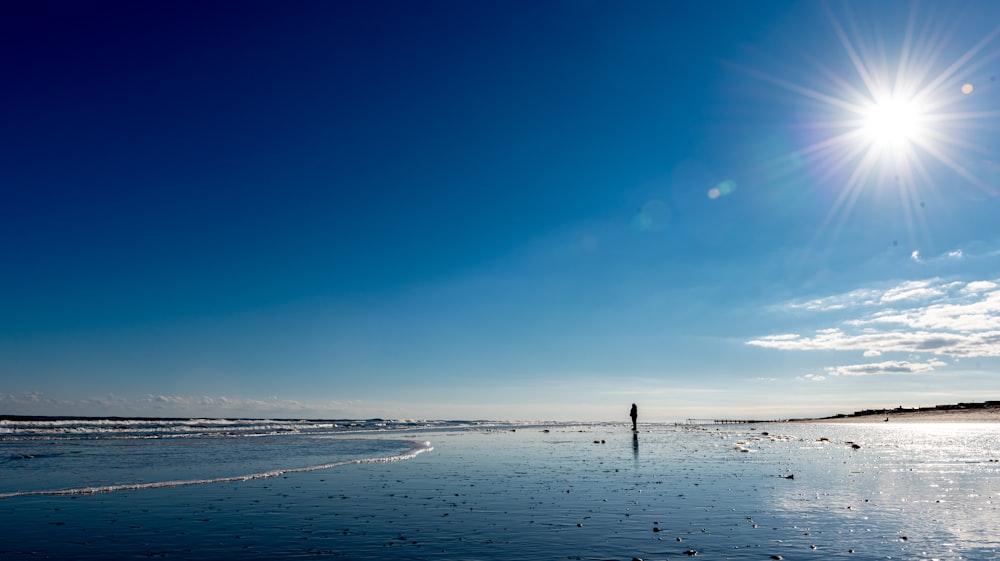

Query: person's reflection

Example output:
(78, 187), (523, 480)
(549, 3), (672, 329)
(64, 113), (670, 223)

(632, 431), (639, 460)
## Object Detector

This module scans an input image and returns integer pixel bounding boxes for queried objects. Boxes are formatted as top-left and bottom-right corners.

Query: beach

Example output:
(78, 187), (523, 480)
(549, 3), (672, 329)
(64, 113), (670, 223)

(3, 420), (1000, 560)
(803, 407), (1000, 424)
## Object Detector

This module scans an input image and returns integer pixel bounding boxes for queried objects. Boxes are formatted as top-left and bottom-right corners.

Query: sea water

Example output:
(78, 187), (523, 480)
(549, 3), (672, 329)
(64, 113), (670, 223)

(0, 417), (452, 497)
(1, 418), (998, 560)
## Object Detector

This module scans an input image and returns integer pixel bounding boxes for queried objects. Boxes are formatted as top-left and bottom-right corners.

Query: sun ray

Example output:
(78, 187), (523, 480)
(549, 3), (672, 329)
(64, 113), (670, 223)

(824, 3), (880, 98)
(920, 26), (1000, 97)
(913, 135), (994, 194)
(894, 7), (917, 93)
(737, 4), (1000, 245)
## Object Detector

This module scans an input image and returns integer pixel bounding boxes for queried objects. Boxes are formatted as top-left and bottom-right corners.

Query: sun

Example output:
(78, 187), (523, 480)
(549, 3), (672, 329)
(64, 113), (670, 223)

(739, 3), (1000, 241)
(862, 94), (924, 150)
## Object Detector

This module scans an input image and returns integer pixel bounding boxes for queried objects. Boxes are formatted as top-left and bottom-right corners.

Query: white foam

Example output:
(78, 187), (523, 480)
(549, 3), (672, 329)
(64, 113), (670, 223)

(0, 441), (432, 499)
(0, 418), (319, 439)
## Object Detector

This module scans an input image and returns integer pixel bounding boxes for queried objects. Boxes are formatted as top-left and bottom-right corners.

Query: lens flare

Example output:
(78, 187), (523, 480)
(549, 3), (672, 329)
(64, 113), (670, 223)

(708, 180), (737, 200)
(631, 200), (671, 231)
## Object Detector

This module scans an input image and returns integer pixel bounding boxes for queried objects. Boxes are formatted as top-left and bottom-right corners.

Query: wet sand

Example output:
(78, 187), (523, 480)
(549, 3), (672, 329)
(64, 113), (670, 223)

(3, 423), (999, 560)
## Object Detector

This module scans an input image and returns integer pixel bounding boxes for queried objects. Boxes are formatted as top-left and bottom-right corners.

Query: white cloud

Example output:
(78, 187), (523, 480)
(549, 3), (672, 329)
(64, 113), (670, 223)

(964, 280), (997, 293)
(747, 278), (1000, 363)
(797, 373), (826, 382)
(911, 250), (921, 261)
(879, 280), (943, 303)
(785, 288), (881, 312)
(826, 359), (946, 376)
(758, 333), (801, 341)
(949, 249), (964, 258)
(750, 326), (1000, 357)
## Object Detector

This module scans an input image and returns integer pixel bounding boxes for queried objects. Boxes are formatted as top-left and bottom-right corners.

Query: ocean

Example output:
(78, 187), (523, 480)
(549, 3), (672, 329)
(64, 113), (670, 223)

(1, 417), (998, 560)
(0, 417), (453, 498)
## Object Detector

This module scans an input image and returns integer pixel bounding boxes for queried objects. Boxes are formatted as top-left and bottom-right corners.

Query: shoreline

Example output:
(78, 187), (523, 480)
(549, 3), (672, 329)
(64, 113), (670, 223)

(793, 407), (1000, 423)
(4, 422), (999, 559)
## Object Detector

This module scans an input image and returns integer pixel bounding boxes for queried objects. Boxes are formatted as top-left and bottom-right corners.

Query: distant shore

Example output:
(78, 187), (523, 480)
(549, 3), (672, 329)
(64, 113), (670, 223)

(796, 407), (1000, 423)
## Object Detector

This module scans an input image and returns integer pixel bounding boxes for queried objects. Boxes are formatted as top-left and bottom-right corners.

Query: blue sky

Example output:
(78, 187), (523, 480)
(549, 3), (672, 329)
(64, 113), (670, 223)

(3, 1), (1000, 421)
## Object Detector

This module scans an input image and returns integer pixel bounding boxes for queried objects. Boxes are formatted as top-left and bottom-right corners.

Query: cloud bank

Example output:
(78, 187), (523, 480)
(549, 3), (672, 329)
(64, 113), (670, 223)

(748, 277), (1000, 375)
(0, 392), (365, 419)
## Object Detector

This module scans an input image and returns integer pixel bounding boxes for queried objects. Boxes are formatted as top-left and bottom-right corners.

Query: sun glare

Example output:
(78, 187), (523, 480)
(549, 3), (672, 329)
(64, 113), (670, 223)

(862, 94), (924, 149)
(746, 4), (1000, 241)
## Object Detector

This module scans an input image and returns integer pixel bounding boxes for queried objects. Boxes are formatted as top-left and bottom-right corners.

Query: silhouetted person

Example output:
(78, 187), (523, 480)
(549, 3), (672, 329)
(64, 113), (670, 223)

(630, 403), (638, 431)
